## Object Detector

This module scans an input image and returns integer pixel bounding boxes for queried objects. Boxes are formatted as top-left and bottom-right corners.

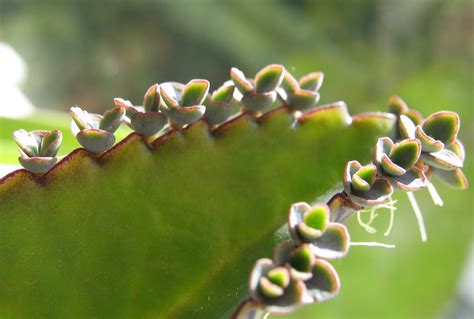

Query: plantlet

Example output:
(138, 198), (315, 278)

(0, 65), (468, 318)
(230, 64), (284, 113)
(114, 84), (167, 137)
(278, 71), (324, 111)
(160, 79), (209, 128)
(70, 105), (125, 153)
(203, 83), (235, 126)
(13, 129), (62, 173)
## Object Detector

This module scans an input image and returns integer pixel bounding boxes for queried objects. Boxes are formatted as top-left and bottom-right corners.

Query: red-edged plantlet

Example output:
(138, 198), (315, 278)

(288, 202), (350, 259)
(278, 70), (324, 111)
(70, 106), (125, 153)
(272, 243), (341, 303)
(373, 137), (426, 191)
(389, 98), (467, 190)
(114, 84), (167, 137)
(343, 161), (393, 206)
(160, 80), (209, 128)
(248, 259), (305, 314)
(203, 83), (235, 126)
(230, 64), (285, 113)
(13, 129), (62, 174)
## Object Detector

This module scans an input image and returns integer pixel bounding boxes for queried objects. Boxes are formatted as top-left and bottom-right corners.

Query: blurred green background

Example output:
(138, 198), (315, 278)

(0, 0), (472, 318)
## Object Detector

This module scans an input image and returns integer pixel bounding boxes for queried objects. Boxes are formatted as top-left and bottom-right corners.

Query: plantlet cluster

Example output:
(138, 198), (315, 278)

(233, 96), (467, 318)
(7, 65), (468, 319)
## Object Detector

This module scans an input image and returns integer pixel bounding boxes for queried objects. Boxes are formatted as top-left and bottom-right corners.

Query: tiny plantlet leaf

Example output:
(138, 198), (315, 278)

(99, 107), (125, 133)
(255, 64), (285, 93)
(422, 111), (459, 146)
(39, 130), (62, 157)
(181, 79), (210, 107)
(299, 72), (324, 91)
(230, 67), (254, 94)
(389, 139), (421, 170)
(143, 84), (161, 113)
(212, 84), (235, 103)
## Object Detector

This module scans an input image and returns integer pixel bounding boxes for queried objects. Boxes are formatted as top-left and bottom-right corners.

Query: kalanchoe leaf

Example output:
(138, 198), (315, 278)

(203, 101), (233, 126)
(249, 259), (304, 314)
(389, 138), (421, 170)
(415, 125), (444, 153)
(143, 84), (161, 113)
(286, 90), (320, 111)
(303, 259), (340, 304)
(343, 161), (393, 206)
(230, 67), (254, 94)
(431, 167), (468, 190)
(310, 223), (350, 259)
(240, 91), (277, 111)
(163, 105), (206, 127)
(381, 154), (406, 176)
(99, 107), (125, 133)
(398, 115), (416, 139)
(266, 267), (291, 289)
(18, 156), (57, 174)
(76, 129), (115, 153)
(389, 167), (427, 191)
(351, 174), (371, 192)
(422, 111), (459, 146)
(70, 106), (93, 130)
(212, 84), (235, 103)
(273, 243), (314, 281)
(113, 98), (133, 109)
(39, 130), (62, 157)
(299, 72), (324, 92)
(447, 139), (465, 162)
(420, 149), (463, 170)
(288, 245), (314, 279)
(255, 64), (285, 94)
(180, 79), (210, 107)
(355, 164), (376, 186)
(387, 96), (409, 117)
(13, 129), (40, 157)
(160, 85), (180, 110)
(281, 71), (299, 92)
(129, 112), (167, 136)
(289, 203), (329, 242)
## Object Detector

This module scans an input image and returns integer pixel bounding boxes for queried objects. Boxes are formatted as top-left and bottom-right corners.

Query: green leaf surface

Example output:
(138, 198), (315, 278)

(1, 106), (395, 318)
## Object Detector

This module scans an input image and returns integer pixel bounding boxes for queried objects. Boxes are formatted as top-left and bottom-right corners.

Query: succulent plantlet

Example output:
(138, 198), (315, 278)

(248, 259), (305, 314)
(203, 83), (235, 125)
(288, 202), (350, 259)
(13, 129), (62, 173)
(343, 160), (393, 206)
(114, 84), (168, 137)
(160, 79), (209, 127)
(278, 70), (323, 111)
(373, 137), (426, 191)
(271, 243), (341, 303)
(273, 243), (315, 281)
(70, 105), (125, 153)
(230, 64), (285, 113)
